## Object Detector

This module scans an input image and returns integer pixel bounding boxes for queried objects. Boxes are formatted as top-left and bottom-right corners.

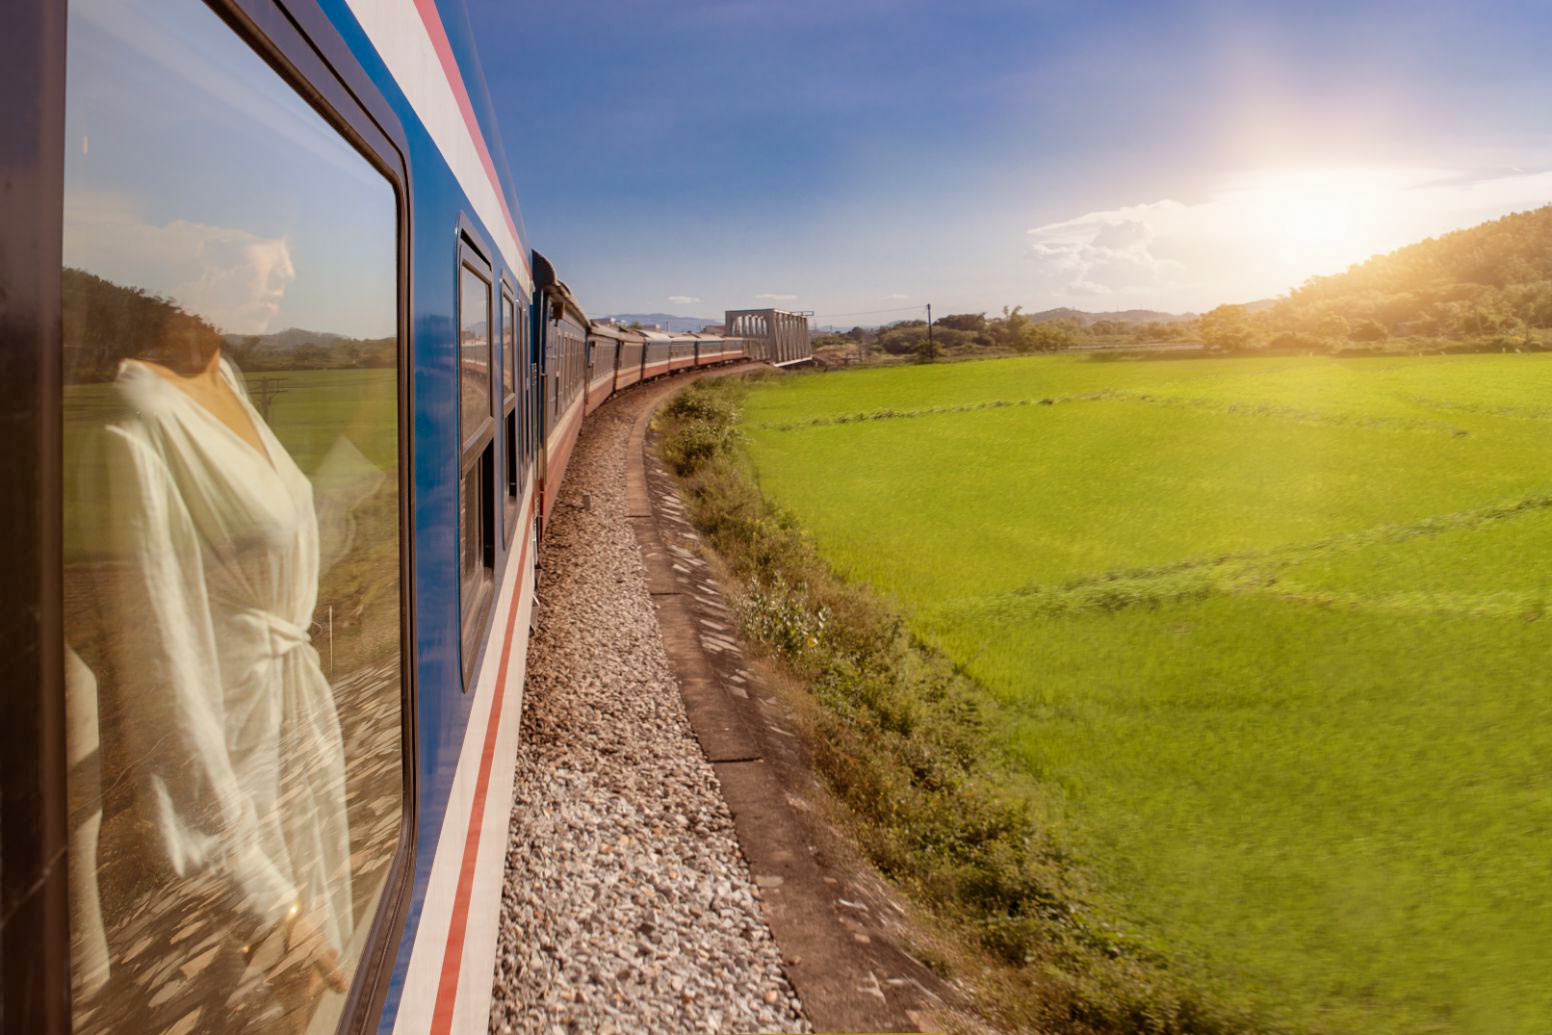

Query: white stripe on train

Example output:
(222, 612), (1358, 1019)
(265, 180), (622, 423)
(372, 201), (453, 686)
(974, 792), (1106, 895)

(344, 0), (531, 292)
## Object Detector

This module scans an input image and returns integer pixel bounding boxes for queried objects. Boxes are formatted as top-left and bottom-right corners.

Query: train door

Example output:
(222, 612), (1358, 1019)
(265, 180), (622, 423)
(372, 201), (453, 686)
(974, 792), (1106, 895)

(532, 289), (549, 539)
(500, 280), (520, 554)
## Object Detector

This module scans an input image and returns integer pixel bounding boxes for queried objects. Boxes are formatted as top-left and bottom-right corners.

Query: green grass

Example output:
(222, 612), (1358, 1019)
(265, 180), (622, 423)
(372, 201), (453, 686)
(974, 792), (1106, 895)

(739, 353), (1552, 1034)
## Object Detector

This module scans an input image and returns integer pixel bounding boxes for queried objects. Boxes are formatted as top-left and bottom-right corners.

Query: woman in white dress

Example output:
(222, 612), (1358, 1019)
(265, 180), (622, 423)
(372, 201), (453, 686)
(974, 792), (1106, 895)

(77, 333), (351, 1032)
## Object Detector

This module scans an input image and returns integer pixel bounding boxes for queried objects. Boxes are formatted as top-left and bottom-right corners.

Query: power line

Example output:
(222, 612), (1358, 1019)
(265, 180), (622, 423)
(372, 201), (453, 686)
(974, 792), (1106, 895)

(809, 303), (928, 320)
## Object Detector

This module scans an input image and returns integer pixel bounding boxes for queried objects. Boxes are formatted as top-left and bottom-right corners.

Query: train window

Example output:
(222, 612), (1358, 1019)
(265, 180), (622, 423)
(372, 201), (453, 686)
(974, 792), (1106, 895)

(501, 286), (519, 543)
(459, 255), (496, 670)
(59, 0), (403, 1032)
(460, 263), (494, 452)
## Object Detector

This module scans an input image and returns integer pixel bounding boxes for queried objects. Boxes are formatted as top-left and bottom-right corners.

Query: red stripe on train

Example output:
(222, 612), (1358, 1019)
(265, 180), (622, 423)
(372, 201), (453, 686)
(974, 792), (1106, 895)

(429, 495), (534, 1034)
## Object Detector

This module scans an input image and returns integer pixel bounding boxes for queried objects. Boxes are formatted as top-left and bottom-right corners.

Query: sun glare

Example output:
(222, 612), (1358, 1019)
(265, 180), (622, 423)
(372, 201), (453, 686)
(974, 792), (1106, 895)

(1235, 167), (1407, 274)
(1276, 195), (1351, 249)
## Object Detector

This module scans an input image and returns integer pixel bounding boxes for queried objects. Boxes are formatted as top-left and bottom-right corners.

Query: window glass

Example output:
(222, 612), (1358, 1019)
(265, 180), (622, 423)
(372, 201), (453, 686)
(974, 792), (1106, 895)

(460, 462), (486, 603)
(502, 290), (516, 400)
(61, 1), (402, 1032)
(460, 265), (492, 446)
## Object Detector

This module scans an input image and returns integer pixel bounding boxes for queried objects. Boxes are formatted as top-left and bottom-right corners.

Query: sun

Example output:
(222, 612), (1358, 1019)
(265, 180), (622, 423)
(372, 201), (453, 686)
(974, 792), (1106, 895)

(1276, 195), (1351, 250)
(1239, 168), (1388, 271)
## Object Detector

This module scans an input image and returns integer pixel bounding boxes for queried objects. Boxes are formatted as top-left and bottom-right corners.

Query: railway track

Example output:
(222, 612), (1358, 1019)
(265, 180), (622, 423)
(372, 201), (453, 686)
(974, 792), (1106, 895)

(486, 376), (806, 1034)
(489, 370), (986, 1035)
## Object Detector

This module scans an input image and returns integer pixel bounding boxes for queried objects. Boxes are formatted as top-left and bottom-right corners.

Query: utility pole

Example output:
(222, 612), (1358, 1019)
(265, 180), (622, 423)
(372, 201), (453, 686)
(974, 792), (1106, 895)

(926, 303), (934, 362)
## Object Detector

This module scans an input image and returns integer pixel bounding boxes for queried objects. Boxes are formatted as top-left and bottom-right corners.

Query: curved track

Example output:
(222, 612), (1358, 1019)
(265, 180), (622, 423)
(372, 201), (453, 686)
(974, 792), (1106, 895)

(487, 376), (807, 1034)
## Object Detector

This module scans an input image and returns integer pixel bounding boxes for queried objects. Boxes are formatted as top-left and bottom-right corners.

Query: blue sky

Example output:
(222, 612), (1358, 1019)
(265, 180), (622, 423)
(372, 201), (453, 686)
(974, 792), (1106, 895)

(64, 0), (396, 338)
(466, 0), (1552, 322)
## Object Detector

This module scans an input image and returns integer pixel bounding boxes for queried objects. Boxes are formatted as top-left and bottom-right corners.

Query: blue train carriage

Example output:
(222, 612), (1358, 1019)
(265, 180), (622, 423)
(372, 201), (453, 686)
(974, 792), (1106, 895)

(582, 324), (617, 415)
(3, 0), (550, 1033)
(667, 332), (697, 374)
(531, 254), (589, 532)
(690, 332), (727, 367)
(589, 321), (648, 395)
(638, 329), (674, 381)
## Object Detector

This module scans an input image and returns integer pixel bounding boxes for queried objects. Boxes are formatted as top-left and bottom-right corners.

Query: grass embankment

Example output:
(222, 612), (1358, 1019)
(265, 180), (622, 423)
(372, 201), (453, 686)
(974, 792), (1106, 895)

(656, 380), (1248, 1034)
(730, 353), (1552, 1035)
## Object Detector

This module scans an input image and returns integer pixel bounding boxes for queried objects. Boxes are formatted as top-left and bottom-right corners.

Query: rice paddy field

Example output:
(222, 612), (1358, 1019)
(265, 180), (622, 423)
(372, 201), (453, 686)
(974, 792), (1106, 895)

(739, 354), (1552, 1034)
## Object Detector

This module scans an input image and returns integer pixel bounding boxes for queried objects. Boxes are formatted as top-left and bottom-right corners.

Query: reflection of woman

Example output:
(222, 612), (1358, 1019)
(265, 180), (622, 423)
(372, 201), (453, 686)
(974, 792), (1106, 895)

(75, 303), (349, 1032)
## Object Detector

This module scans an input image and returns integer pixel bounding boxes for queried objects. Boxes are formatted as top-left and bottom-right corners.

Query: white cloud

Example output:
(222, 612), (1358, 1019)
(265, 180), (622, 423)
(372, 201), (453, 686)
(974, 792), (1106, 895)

(883, 292), (909, 300)
(64, 189), (295, 334)
(756, 292), (797, 301)
(1026, 165), (1552, 310)
(667, 295), (701, 305)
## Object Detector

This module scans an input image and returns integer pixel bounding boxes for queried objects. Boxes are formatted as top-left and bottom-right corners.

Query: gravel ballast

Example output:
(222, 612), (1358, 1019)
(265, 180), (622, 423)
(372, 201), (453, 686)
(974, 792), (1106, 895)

(487, 394), (809, 1035)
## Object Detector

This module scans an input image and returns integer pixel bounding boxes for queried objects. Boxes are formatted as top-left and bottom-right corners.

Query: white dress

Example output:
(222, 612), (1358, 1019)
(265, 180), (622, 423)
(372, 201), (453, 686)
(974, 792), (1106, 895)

(91, 357), (352, 957)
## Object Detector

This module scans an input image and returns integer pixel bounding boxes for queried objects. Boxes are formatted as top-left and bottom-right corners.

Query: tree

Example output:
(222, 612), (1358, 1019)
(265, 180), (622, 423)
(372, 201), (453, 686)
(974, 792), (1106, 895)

(936, 312), (987, 333)
(1349, 318), (1389, 342)
(1314, 312), (1349, 340)
(1199, 304), (1254, 350)
(1020, 322), (1074, 352)
(990, 305), (1030, 350)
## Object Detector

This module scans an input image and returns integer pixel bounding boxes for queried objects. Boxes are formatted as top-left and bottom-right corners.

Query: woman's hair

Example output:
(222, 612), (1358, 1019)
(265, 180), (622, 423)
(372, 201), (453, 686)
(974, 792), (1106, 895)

(63, 267), (223, 382)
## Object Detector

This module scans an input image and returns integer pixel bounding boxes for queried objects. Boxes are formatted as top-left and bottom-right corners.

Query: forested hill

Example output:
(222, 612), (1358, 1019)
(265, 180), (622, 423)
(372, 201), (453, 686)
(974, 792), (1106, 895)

(1269, 204), (1552, 338)
(61, 267), (393, 380)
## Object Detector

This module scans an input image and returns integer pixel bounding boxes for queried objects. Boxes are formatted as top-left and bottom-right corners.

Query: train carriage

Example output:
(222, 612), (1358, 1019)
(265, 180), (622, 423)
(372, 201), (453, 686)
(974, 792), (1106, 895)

(0, 2), (809, 1034)
(533, 257), (588, 531)
(597, 322), (647, 393)
(5, 1), (549, 1032)
(639, 330), (674, 381)
(582, 323), (620, 414)
(691, 332), (725, 367)
(667, 333), (697, 373)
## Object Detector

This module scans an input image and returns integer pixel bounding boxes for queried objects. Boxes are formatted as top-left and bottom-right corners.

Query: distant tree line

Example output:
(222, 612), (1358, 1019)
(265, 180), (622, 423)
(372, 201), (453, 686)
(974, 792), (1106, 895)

(224, 334), (397, 372)
(62, 267), (395, 381)
(814, 306), (1186, 362)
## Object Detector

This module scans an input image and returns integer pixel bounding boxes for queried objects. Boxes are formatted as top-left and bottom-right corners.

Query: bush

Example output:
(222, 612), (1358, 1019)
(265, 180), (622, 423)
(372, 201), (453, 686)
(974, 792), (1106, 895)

(659, 391), (740, 474)
(1266, 331), (1330, 352)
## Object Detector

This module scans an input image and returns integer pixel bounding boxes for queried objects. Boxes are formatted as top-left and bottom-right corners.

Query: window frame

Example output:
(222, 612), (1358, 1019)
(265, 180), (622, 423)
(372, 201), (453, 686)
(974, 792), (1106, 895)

(5, 1), (424, 1032)
(456, 234), (497, 683)
(500, 279), (519, 546)
(457, 249), (496, 459)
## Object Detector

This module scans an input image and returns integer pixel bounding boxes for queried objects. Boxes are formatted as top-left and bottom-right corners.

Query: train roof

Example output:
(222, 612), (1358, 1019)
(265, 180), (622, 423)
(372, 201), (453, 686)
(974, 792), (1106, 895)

(532, 250), (588, 326)
(588, 321), (646, 343)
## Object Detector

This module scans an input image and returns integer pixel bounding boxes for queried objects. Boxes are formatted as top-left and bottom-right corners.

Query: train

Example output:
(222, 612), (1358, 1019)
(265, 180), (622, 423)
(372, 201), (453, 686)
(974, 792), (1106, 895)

(0, 1), (807, 1034)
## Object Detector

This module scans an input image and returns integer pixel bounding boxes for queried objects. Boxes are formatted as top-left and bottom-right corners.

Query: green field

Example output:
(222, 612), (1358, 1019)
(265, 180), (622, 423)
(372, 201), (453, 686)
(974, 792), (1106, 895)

(740, 354), (1552, 1034)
